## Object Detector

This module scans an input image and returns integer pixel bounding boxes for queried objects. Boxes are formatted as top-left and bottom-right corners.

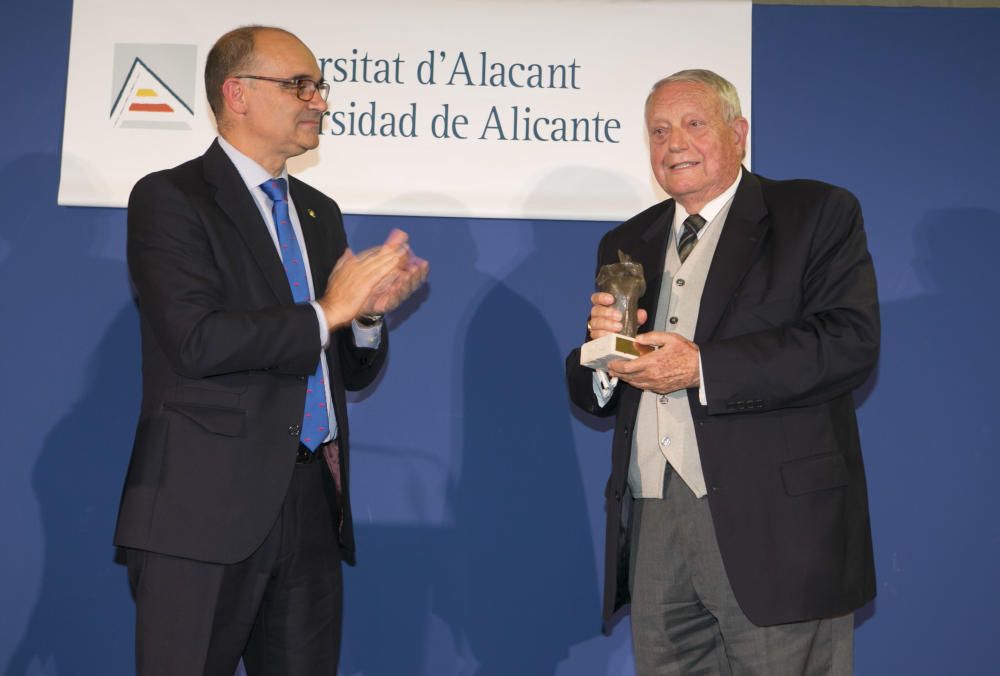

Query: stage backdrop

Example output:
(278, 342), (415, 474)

(58, 0), (751, 220)
(3, 3), (1000, 676)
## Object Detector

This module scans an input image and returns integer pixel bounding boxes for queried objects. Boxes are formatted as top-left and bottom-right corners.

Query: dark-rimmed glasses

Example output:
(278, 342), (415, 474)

(234, 75), (331, 102)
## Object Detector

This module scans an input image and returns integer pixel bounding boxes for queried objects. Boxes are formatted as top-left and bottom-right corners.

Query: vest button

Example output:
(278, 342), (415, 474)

(669, 316), (679, 324)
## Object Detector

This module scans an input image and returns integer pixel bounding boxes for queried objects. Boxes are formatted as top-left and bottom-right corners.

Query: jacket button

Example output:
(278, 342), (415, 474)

(676, 278), (685, 286)
(614, 490), (622, 500)
(288, 424), (301, 436)
(669, 316), (679, 325)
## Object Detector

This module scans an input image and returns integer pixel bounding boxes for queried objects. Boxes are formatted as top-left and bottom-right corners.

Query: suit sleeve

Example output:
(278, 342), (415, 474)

(566, 231), (623, 417)
(127, 173), (320, 379)
(699, 188), (880, 414)
(336, 321), (388, 391)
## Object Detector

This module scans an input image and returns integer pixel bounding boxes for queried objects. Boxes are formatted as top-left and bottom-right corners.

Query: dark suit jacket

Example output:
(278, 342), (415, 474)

(567, 171), (879, 631)
(114, 140), (386, 567)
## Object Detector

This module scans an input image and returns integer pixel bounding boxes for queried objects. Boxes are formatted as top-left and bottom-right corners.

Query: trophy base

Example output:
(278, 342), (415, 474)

(580, 333), (651, 371)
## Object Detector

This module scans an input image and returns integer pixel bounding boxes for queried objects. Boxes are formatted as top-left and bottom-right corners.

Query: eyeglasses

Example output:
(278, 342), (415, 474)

(234, 75), (331, 102)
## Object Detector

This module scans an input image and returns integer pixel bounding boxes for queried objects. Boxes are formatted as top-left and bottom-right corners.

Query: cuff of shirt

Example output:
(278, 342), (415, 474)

(593, 369), (618, 408)
(308, 301), (383, 349)
(698, 353), (708, 406)
(351, 318), (382, 348)
(310, 301), (331, 349)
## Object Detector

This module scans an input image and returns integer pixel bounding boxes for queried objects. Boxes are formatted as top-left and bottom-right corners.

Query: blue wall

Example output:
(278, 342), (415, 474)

(2, 4), (998, 675)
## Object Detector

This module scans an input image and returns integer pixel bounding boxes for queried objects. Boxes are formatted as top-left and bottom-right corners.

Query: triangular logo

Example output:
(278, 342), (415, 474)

(110, 51), (195, 130)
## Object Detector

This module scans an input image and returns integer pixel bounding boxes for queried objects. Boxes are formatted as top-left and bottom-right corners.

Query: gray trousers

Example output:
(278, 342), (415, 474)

(628, 469), (854, 676)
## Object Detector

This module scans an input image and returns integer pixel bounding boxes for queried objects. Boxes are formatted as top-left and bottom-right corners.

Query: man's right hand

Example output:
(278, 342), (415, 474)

(587, 292), (647, 340)
(360, 229), (429, 316)
(318, 244), (408, 331)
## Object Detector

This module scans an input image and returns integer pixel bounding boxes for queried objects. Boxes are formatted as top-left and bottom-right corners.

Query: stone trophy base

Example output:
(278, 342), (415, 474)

(580, 333), (652, 370)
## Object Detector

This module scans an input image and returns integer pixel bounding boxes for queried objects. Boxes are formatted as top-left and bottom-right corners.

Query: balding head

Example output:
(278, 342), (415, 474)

(205, 27), (327, 175)
(204, 26), (299, 123)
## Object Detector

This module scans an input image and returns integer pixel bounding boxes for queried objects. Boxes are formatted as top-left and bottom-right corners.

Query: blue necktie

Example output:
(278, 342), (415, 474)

(259, 178), (332, 450)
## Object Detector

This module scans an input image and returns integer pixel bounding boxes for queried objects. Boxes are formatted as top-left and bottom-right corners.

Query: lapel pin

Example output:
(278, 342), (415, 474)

(307, 209), (316, 218)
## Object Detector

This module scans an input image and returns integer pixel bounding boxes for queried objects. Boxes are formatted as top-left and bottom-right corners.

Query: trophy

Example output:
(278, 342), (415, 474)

(580, 250), (651, 370)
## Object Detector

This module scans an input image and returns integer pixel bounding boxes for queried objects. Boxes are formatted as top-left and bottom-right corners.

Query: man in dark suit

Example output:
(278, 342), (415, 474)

(566, 70), (879, 674)
(114, 26), (428, 675)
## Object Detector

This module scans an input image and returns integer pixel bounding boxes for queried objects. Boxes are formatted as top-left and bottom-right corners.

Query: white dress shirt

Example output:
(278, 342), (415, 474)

(218, 136), (381, 441)
(593, 169), (743, 408)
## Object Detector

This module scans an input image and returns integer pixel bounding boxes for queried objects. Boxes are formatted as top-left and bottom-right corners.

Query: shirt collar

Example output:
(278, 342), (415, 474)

(672, 167), (743, 236)
(217, 136), (289, 195)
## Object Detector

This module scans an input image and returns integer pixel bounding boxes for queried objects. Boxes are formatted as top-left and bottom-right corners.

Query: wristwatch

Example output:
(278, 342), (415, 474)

(356, 313), (384, 327)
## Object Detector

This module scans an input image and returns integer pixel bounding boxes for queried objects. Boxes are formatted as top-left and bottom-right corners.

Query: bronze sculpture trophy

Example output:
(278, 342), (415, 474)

(580, 250), (650, 370)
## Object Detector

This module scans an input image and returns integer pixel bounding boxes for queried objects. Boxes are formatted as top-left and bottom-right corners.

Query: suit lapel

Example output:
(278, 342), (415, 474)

(633, 200), (675, 323)
(695, 171), (770, 342)
(202, 141), (292, 304)
(287, 180), (347, 420)
(288, 179), (330, 297)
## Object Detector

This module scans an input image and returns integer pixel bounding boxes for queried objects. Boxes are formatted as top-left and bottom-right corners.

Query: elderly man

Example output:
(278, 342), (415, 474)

(566, 69), (879, 674)
(114, 26), (428, 675)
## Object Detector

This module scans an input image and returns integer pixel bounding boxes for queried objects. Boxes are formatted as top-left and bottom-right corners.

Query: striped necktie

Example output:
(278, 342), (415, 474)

(677, 213), (706, 263)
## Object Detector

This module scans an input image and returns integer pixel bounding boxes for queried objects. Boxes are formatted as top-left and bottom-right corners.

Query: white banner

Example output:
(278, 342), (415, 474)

(60, 0), (751, 220)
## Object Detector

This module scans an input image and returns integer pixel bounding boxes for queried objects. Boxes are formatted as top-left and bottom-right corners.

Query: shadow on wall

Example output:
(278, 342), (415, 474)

(520, 165), (646, 223)
(0, 150), (138, 675)
(338, 216), (602, 675)
(4, 304), (140, 674)
(339, 214), (488, 676)
(449, 219), (600, 676)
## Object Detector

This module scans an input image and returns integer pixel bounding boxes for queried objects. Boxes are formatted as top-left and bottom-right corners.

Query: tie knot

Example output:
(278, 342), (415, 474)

(260, 177), (288, 203)
(676, 213), (706, 263)
(683, 213), (706, 234)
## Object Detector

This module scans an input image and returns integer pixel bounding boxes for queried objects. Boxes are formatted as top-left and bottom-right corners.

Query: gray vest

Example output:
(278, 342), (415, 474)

(628, 199), (734, 498)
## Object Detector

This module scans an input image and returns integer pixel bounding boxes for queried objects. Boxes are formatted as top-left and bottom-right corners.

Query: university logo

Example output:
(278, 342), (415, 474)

(110, 44), (197, 130)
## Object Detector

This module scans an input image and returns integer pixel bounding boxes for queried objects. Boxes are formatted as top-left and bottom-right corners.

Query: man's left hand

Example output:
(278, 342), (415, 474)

(361, 229), (430, 316)
(607, 332), (700, 394)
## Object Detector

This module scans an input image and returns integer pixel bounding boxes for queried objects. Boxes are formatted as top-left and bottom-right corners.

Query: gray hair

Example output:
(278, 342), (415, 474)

(646, 69), (743, 122)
